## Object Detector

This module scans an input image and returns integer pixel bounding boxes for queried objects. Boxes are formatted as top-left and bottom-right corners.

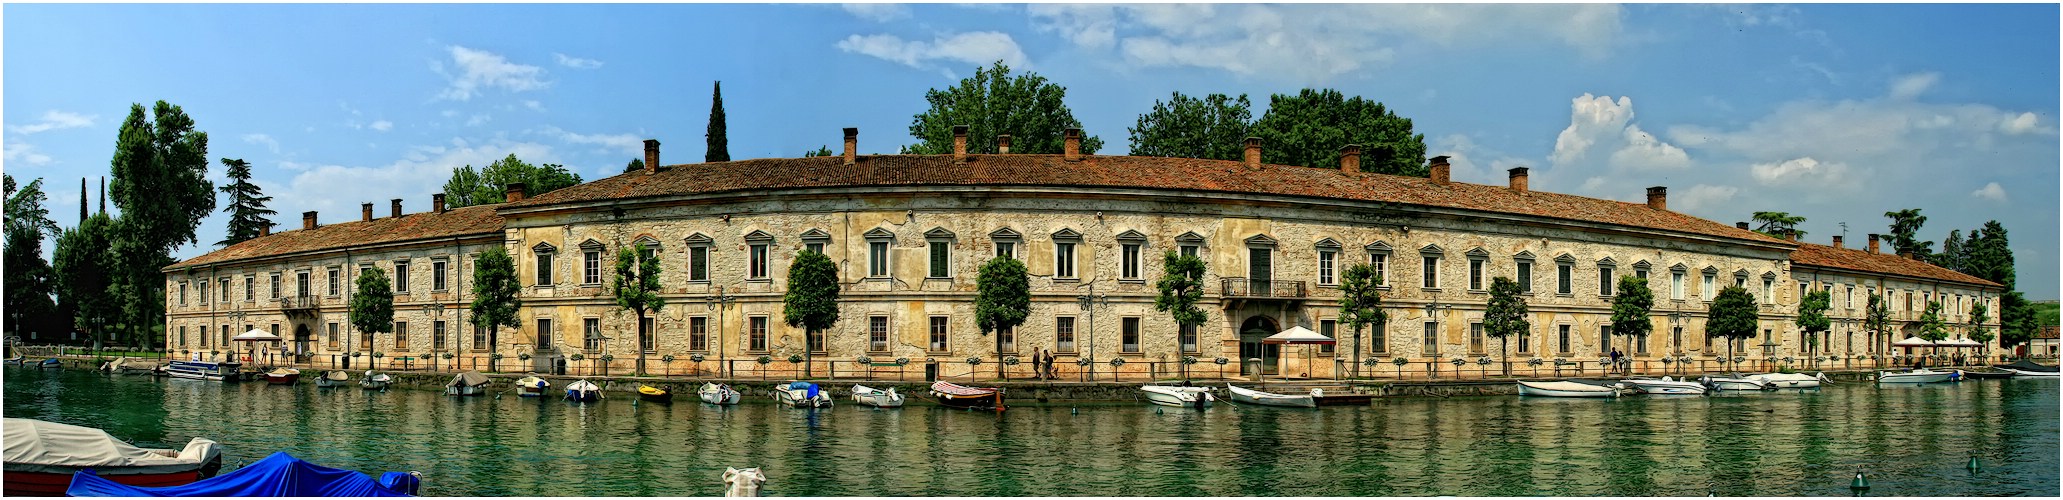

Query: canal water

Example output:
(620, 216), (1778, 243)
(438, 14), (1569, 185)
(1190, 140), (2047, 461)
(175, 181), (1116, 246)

(3, 368), (2055, 497)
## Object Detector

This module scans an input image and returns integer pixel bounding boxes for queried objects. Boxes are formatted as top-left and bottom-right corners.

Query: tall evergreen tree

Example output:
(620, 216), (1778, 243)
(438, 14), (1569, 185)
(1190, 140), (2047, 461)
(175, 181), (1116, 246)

(109, 101), (216, 349)
(624, 158), (644, 173)
(4, 176), (62, 339)
(1932, 229), (1967, 273)
(1250, 88), (1429, 176)
(53, 213), (119, 350)
(905, 61), (1103, 155)
(216, 158), (276, 247)
(1483, 276), (1530, 376)
(1883, 208), (1934, 258)
(1750, 211), (1808, 240)
(706, 81), (729, 162)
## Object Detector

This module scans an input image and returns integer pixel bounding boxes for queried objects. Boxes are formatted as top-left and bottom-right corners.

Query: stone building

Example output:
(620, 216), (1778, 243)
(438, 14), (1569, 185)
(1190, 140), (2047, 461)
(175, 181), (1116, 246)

(1789, 234), (2004, 362)
(161, 127), (2000, 378)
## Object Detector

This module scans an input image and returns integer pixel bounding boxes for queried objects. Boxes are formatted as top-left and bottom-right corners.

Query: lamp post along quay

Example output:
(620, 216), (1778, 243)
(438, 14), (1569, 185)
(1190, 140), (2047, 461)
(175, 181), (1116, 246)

(1076, 284), (1107, 382)
(706, 285), (736, 378)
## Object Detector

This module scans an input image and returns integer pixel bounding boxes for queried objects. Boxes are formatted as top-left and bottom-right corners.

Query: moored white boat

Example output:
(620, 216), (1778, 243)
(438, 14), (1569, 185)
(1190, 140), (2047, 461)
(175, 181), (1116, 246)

(774, 382), (832, 408)
(1878, 368), (1954, 384)
(1746, 372), (1826, 389)
(1993, 359), (2059, 377)
(263, 368), (301, 385)
(1140, 385), (1215, 408)
(850, 385), (905, 408)
(165, 361), (240, 382)
(445, 371), (489, 395)
(514, 376), (551, 397)
(2, 418), (224, 496)
(1622, 376), (1709, 395)
(1701, 374), (1775, 391)
(1225, 385), (1317, 407)
(699, 383), (742, 405)
(565, 380), (601, 402)
(1516, 380), (1620, 398)
(314, 370), (350, 388)
(359, 371), (392, 390)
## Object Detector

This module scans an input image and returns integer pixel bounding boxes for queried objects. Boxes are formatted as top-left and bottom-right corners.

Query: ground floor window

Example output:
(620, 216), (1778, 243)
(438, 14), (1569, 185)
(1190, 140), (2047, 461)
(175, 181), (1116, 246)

(639, 317), (656, 353)
(869, 316), (888, 352)
(395, 321), (409, 350)
(1371, 323), (1387, 354)
(750, 317), (769, 352)
(433, 321), (446, 350)
(1423, 322), (1438, 355)
(929, 317), (949, 352)
(1469, 323), (1484, 355)
(999, 325), (1015, 353)
(1184, 323), (1202, 354)
(689, 317), (708, 352)
(1517, 329), (1531, 354)
(1122, 317), (1141, 353)
(1557, 325), (1571, 354)
(1056, 317), (1076, 353)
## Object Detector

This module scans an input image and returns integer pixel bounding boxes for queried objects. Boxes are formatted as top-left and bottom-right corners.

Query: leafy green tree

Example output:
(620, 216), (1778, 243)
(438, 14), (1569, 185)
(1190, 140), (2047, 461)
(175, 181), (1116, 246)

(904, 61), (1103, 155)
(612, 248), (665, 375)
(216, 158), (276, 247)
(1750, 211), (1807, 240)
(2002, 292), (2038, 350)
(1916, 300), (1949, 360)
(803, 146), (836, 157)
(440, 154), (583, 208)
(1883, 208), (1933, 258)
(1968, 300), (1993, 357)
(1153, 250), (1208, 364)
(1250, 89), (1428, 176)
(1609, 276), (1653, 369)
(109, 101), (217, 348)
(53, 214), (118, 350)
(1864, 293), (1892, 355)
(1796, 290), (1831, 361)
(470, 247), (522, 368)
(706, 81), (729, 162)
(976, 255), (1030, 379)
(1483, 276), (1530, 376)
(1932, 229), (1967, 272)
(1127, 92), (1253, 160)
(1706, 286), (1760, 363)
(350, 268), (395, 356)
(1337, 263), (1386, 376)
(782, 250), (840, 378)
(623, 158), (644, 173)
(6, 176), (62, 339)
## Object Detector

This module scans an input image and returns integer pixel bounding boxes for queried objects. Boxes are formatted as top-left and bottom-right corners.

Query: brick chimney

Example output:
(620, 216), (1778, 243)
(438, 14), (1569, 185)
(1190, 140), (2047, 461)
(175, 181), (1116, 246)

(390, 199), (403, 218)
(1867, 234), (1881, 254)
(260, 223), (271, 237)
(952, 125), (969, 162)
(1339, 144), (1361, 173)
(1508, 167), (1530, 192)
(1736, 222), (1751, 230)
(1428, 156), (1451, 185)
(1243, 137), (1262, 169)
(505, 183), (526, 203)
(1646, 186), (1668, 211)
(1832, 235), (1844, 249)
(433, 193), (446, 213)
(1786, 230), (1799, 242)
(361, 202), (374, 222)
(642, 139), (660, 175)
(996, 134), (1011, 154)
(842, 127), (858, 165)
(302, 211), (318, 230)
(1064, 128), (1082, 162)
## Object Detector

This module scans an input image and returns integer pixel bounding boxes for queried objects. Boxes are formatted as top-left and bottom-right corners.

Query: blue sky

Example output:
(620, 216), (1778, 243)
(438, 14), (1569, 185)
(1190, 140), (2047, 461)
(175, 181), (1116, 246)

(5, 3), (2057, 298)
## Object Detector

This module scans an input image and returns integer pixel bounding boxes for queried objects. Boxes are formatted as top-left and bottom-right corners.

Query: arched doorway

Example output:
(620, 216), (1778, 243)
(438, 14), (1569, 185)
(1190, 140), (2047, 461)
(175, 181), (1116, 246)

(1239, 316), (1281, 376)
(292, 323), (312, 360)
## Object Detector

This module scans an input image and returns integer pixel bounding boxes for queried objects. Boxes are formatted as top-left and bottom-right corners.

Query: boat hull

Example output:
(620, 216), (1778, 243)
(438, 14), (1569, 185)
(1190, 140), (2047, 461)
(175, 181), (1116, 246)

(1516, 381), (1618, 398)
(851, 386), (905, 408)
(314, 372), (350, 388)
(1746, 373), (1823, 389)
(165, 361), (240, 382)
(1624, 379), (1709, 395)
(698, 384), (742, 405)
(265, 374), (300, 385)
(514, 376), (551, 397)
(774, 389), (833, 408)
(1878, 370), (1954, 383)
(361, 378), (391, 390)
(1225, 385), (1317, 408)
(637, 386), (673, 403)
(1999, 368), (2059, 377)
(4, 469), (211, 497)
(565, 381), (601, 402)
(929, 381), (1005, 410)
(1702, 376), (1774, 391)
(1140, 386), (1214, 409)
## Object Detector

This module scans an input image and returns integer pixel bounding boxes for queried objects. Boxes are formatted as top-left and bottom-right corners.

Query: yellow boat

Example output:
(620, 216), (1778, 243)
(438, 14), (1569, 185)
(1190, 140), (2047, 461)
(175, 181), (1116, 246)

(637, 385), (673, 403)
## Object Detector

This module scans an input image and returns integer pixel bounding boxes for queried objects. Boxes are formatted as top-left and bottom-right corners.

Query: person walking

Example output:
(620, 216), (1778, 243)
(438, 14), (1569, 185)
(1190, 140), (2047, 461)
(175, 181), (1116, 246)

(1609, 348), (1623, 374)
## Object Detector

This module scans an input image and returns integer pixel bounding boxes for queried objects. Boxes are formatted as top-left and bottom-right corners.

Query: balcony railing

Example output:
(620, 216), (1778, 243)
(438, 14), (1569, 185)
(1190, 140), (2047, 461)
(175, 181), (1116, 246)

(1220, 278), (1308, 299)
(278, 294), (321, 311)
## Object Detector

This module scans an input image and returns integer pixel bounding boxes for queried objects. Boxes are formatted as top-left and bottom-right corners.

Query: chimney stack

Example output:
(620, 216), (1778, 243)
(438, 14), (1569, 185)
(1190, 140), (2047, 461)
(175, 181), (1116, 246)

(1064, 128), (1083, 162)
(1867, 234), (1881, 254)
(1832, 235), (1845, 249)
(505, 183), (527, 203)
(1786, 230), (1799, 242)
(996, 134), (1011, 154)
(842, 128), (858, 165)
(1339, 144), (1362, 173)
(433, 193), (446, 213)
(260, 224), (271, 237)
(642, 139), (660, 175)
(1508, 167), (1530, 192)
(1243, 137), (1262, 169)
(1736, 222), (1751, 230)
(361, 202), (374, 222)
(952, 125), (969, 161)
(1646, 186), (1668, 211)
(1428, 156), (1451, 185)
(302, 211), (318, 230)
(391, 199), (403, 218)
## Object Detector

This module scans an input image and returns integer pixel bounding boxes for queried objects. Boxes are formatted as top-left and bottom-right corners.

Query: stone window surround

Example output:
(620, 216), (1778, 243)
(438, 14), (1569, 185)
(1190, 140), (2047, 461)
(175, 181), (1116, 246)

(1553, 254), (1575, 296)
(430, 258), (449, 292)
(1117, 229), (1148, 283)
(923, 227), (956, 280)
(1052, 228), (1082, 281)
(1596, 257), (1617, 297)
(745, 230), (775, 282)
(1175, 231), (1205, 258)
(1365, 241), (1393, 290)
(531, 242), (557, 288)
(989, 227), (1021, 259)
(864, 227), (896, 280)
(1464, 247), (1489, 293)
(685, 233), (715, 283)
(1418, 243), (1442, 290)
(578, 239), (606, 287)
(1513, 251), (1536, 295)
(1314, 238), (1342, 287)
(800, 228), (832, 254)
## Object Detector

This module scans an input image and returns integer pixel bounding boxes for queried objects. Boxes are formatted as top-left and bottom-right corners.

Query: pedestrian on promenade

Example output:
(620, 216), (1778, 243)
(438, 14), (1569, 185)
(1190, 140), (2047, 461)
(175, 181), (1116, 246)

(1609, 349), (1623, 374)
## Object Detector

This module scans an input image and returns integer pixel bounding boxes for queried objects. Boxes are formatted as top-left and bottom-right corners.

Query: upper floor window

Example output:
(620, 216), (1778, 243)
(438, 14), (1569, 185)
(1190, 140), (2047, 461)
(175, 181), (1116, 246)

(1315, 238), (1341, 286)
(1556, 255), (1574, 295)
(269, 273), (282, 299)
(1514, 252), (1535, 294)
(1054, 228), (1083, 279)
(296, 271), (309, 297)
(1466, 248), (1488, 291)
(532, 242), (557, 286)
(865, 227), (895, 278)
(178, 281), (188, 306)
(198, 280), (208, 305)
(1597, 258), (1615, 296)
(1419, 245), (1443, 289)
(1701, 270), (1717, 300)
(801, 228), (831, 256)
(327, 268), (340, 296)
(581, 242), (603, 285)
(925, 227), (955, 279)
(432, 260), (448, 291)
(244, 275), (255, 301)
(393, 261), (410, 293)
(686, 233), (713, 282)
(746, 230), (774, 281)
(1119, 230), (1148, 281)
(990, 227), (1021, 260)
(1671, 270), (1685, 300)
(1175, 231), (1205, 260)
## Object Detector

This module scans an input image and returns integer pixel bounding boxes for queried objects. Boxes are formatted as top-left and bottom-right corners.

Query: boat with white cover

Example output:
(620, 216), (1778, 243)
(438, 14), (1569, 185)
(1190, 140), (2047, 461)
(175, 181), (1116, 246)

(1225, 385), (1318, 407)
(1701, 374), (1775, 391)
(445, 371), (489, 395)
(774, 381), (833, 408)
(850, 385), (905, 408)
(2, 418), (223, 496)
(1747, 372), (1827, 389)
(1516, 380), (1621, 398)
(514, 376), (551, 397)
(1877, 368), (1954, 383)
(1140, 385), (1216, 408)
(313, 370), (350, 388)
(1622, 376), (1709, 395)
(359, 371), (392, 390)
(699, 383), (742, 405)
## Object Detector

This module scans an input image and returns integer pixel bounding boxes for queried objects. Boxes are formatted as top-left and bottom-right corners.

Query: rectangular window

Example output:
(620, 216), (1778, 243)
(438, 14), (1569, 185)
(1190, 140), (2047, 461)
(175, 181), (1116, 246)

(536, 253), (553, 286)
(1317, 320), (1334, 354)
(1702, 274), (1716, 300)
(200, 325), (209, 348)
(1421, 256), (1439, 288)
(1558, 324), (1571, 354)
(996, 242), (1015, 259)
(270, 273), (281, 299)
(433, 321), (447, 350)
(581, 318), (600, 352)
(1672, 272), (1685, 300)
(1123, 243), (1144, 280)
(583, 251), (601, 285)
(296, 272), (309, 297)
(1557, 264), (1572, 294)
(1371, 322), (1387, 354)
(393, 262), (409, 293)
(178, 282), (187, 306)
(478, 322), (493, 351)
(1599, 325), (1612, 355)
(639, 317), (655, 353)
(1056, 317), (1077, 353)
(1636, 330), (1648, 354)
(178, 326), (187, 348)
(869, 316), (889, 352)
(689, 247), (709, 281)
(1371, 253), (1388, 286)
(689, 317), (708, 352)
(1000, 325), (1016, 353)
(1636, 269), (1648, 281)
(1182, 323), (1201, 354)
(750, 317), (769, 352)
(198, 281), (208, 305)
(1517, 261), (1533, 293)
(326, 323), (338, 349)
(1799, 283), (1808, 303)
(928, 241), (949, 279)
(808, 320), (825, 353)
(1518, 328), (1532, 354)
(1468, 258), (1484, 291)
(1470, 323), (1485, 354)
(327, 269), (340, 296)
(1765, 280), (1775, 303)
(244, 275), (254, 301)
(1055, 242), (1076, 278)
(1179, 245), (1197, 258)
(221, 278), (231, 302)
(751, 243), (771, 280)
(929, 316), (949, 352)
(869, 241), (890, 277)
(1599, 267), (1614, 296)
(1318, 250), (1336, 286)
(1672, 326), (1682, 354)
(360, 325), (372, 350)
(1122, 317), (1141, 354)
(806, 242), (825, 254)
(1422, 322), (1438, 354)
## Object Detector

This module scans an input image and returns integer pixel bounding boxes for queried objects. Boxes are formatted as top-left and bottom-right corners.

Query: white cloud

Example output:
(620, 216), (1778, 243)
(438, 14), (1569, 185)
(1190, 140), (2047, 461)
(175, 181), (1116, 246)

(1748, 157), (1850, 186)
(3, 140), (53, 166)
(836, 32), (1028, 70)
(1551, 94), (1690, 171)
(242, 133), (281, 154)
(465, 114), (492, 127)
(538, 126), (641, 155)
(7, 110), (97, 134)
(369, 120), (394, 132)
(435, 45), (549, 101)
(1675, 184), (1739, 213)
(522, 100), (545, 112)
(270, 138), (558, 224)
(440, 109), (460, 118)
(1027, 4), (1117, 50)
(1999, 112), (2040, 135)
(841, 3), (910, 22)
(1888, 72), (1939, 100)
(1971, 182), (2007, 202)
(552, 53), (603, 69)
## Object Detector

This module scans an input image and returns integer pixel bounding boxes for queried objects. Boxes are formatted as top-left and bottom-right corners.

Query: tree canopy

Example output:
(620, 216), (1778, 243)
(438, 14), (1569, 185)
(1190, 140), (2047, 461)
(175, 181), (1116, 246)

(1337, 263), (1387, 371)
(976, 255), (1031, 336)
(1153, 250), (1209, 329)
(904, 61), (1102, 155)
(1127, 92), (1253, 161)
(1251, 88), (1429, 176)
(783, 250), (840, 377)
(613, 248), (665, 374)
(349, 267), (395, 340)
(440, 154), (582, 208)
(216, 158), (276, 247)
(1706, 286), (1760, 359)
(1483, 276), (1530, 375)
(469, 246), (522, 347)
(109, 101), (217, 349)
(706, 81), (730, 162)
(1609, 276), (1654, 351)
(1864, 293), (1892, 350)
(623, 158), (644, 173)
(1883, 208), (1933, 258)
(1968, 300), (1994, 350)
(53, 213), (118, 348)
(1796, 289), (1831, 354)
(804, 146), (836, 157)
(5, 176), (63, 338)
(1915, 300), (1949, 344)
(1750, 211), (1807, 240)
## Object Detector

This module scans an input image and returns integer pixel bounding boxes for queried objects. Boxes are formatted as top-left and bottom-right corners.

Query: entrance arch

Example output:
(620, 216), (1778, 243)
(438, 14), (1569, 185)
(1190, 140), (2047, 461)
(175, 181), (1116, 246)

(1239, 316), (1281, 376)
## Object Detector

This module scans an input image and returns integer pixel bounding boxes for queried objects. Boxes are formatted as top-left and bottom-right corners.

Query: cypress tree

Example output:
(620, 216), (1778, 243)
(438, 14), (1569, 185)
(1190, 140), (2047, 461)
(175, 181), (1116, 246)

(705, 81), (729, 162)
(216, 158), (276, 247)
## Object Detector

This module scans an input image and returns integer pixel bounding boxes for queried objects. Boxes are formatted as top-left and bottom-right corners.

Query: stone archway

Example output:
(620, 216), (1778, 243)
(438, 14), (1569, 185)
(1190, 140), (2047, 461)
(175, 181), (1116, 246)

(1238, 316), (1281, 376)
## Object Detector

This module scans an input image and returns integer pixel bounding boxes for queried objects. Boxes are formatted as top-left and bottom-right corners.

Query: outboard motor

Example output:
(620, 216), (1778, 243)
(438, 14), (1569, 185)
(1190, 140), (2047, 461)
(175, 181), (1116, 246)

(378, 471), (423, 495)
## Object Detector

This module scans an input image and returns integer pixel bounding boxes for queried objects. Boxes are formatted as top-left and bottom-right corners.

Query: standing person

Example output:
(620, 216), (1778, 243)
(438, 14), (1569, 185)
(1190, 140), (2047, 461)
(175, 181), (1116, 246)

(1040, 348), (1054, 379)
(1609, 348), (1622, 374)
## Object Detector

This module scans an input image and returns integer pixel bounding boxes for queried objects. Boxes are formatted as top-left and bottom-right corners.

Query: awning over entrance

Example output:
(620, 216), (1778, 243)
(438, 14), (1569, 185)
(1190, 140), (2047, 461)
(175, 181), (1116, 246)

(1263, 326), (1336, 345)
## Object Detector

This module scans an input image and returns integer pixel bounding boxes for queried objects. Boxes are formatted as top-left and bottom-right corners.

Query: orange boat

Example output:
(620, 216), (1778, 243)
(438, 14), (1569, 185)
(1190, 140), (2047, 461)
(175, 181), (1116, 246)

(929, 381), (1005, 410)
(2, 418), (222, 496)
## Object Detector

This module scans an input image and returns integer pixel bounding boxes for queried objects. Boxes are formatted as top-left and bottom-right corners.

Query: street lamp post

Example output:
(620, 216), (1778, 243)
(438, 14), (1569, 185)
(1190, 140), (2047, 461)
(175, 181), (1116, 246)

(226, 308), (249, 365)
(1076, 285), (1105, 381)
(424, 303), (445, 371)
(1423, 295), (1450, 379)
(706, 285), (736, 377)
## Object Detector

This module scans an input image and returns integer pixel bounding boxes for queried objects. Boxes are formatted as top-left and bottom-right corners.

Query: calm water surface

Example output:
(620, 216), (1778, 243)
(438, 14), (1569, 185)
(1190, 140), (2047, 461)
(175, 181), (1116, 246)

(3, 368), (2055, 496)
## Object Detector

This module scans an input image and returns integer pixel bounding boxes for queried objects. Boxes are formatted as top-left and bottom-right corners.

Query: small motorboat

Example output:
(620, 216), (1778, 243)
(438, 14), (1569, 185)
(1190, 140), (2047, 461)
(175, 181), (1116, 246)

(165, 361), (240, 381)
(65, 451), (419, 497)
(1140, 385), (1215, 409)
(1878, 368), (1955, 384)
(1516, 380), (1621, 398)
(636, 385), (673, 403)
(1622, 376), (1709, 395)
(1701, 374), (1776, 391)
(929, 381), (1005, 410)
(263, 368), (301, 385)
(100, 357), (157, 375)
(514, 376), (551, 397)
(2, 357), (23, 366)
(773, 381), (833, 408)
(1994, 359), (2059, 377)
(1960, 367), (2016, 379)
(314, 370), (350, 388)
(1225, 385), (1318, 408)
(1746, 372), (1826, 389)
(37, 358), (63, 369)
(3, 418), (223, 496)
(445, 371), (489, 396)
(565, 380), (601, 402)
(360, 371), (393, 390)
(698, 383), (742, 405)
(850, 385), (905, 408)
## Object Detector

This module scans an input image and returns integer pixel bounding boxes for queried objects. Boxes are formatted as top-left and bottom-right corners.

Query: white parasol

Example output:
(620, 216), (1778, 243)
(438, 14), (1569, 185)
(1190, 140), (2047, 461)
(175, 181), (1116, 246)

(1262, 326), (1335, 380)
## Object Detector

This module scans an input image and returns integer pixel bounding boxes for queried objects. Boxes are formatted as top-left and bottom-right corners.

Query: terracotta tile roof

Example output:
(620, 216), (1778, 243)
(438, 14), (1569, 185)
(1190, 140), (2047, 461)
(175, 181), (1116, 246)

(1790, 242), (2000, 288)
(163, 204), (506, 271)
(509, 154), (1788, 245)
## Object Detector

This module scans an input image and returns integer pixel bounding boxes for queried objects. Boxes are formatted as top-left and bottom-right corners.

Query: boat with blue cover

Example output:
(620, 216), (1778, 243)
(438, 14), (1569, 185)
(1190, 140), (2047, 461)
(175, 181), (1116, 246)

(66, 451), (420, 497)
(565, 380), (601, 402)
(774, 381), (832, 408)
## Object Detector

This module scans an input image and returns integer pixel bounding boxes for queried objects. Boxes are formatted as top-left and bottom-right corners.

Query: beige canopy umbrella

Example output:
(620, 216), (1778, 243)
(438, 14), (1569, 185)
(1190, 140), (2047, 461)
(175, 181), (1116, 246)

(231, 329), (282, 365)
(1263, 326), (1336, 379)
